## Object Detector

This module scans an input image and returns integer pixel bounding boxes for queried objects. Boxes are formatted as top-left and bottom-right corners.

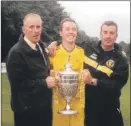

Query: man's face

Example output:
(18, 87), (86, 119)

(59, 21), (77, 43)
(100, 25), (118, 49)
(23, 16), (42, 44)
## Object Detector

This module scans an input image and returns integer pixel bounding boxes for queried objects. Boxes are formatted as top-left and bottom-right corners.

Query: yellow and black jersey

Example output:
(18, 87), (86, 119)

(50, 44), (85, 126)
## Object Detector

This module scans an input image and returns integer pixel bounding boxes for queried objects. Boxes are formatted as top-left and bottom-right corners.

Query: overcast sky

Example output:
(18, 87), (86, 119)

(58, 1), (130, 43)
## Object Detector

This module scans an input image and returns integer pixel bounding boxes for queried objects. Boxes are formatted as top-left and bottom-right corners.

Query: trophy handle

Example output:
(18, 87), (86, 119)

(78, 72), (85, 108)
(50, 70), (59, 104)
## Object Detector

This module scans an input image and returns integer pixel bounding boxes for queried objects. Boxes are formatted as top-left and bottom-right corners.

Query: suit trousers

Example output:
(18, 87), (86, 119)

(14, 108), (52, 126)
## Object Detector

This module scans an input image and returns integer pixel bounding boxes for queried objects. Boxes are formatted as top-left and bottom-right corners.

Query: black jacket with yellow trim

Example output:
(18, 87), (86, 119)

(78, 40), (129, 109)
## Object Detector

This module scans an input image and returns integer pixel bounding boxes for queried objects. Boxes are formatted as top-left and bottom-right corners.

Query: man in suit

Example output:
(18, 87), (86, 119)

(6, 13), (56, 126)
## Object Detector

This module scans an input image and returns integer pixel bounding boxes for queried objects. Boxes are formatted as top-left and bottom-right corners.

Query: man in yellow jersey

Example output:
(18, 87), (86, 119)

(49, 18), (91, 126)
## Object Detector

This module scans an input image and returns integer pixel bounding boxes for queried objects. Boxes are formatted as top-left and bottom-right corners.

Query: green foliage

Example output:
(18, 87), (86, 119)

(1, 1), (69, 61)
(1, 1), (90, 62)
(76, 30), (90, 43)
(2, 1), (69, 41)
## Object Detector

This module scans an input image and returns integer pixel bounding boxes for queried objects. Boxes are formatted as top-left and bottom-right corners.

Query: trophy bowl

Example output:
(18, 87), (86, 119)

(57, 64), (79, 115)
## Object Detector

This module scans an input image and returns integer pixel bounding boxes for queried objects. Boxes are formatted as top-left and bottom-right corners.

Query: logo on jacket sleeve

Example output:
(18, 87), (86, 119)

(106, 59), (115, 68)
(89, 53), (98, 60)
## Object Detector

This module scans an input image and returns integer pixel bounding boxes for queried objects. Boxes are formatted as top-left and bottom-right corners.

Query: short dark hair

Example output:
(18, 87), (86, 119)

(101, 21), (118, 32)
(59, 18), (77, 31)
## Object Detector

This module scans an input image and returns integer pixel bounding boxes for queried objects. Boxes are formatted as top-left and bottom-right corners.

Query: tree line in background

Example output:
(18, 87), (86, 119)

(1, 1), (130, 62)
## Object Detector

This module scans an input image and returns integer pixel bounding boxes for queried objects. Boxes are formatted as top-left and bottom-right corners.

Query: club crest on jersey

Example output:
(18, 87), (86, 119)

(106, 59), (115, 68)
(89, 53), (97, 60)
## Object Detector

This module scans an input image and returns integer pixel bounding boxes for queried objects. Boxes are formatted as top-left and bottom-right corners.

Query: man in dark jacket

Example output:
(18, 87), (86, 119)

(48, 20), (129, 126)
(6, 13), (56, 126)
(81, 21), (129, 126)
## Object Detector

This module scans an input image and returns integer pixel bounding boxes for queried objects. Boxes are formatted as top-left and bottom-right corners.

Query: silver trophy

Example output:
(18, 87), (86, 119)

(57, 64), (79, 115)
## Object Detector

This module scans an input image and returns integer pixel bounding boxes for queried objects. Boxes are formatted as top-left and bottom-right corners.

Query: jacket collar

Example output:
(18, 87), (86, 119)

(91, 40), (122, 55)
(18, 34), (45, 52)
(24, 36), (37, 50)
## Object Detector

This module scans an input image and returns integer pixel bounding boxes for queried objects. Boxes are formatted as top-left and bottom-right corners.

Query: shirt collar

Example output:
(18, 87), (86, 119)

(24, 36), (38, 50)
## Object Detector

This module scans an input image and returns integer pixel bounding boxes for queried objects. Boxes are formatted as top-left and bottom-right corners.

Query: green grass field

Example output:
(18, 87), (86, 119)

(1, 72), (130, 126)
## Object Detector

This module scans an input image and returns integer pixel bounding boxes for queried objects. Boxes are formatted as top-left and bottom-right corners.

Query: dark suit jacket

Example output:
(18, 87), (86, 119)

(6, 35), (52, 112)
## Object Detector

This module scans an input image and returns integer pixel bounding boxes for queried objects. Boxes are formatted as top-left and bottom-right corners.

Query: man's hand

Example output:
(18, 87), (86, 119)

(80, 69), (92, 84)
(47, 41), (58, 57)
(46, 76), (56, 88)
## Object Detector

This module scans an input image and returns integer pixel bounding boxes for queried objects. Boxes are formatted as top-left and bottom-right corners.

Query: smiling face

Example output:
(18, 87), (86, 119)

(100, 23), (118, 50)
(59, 20), (77, 44)
(22, 14), (42, 44)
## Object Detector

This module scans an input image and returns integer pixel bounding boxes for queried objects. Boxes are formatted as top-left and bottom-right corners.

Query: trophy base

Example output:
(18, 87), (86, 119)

(58, 110), (78, 115)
